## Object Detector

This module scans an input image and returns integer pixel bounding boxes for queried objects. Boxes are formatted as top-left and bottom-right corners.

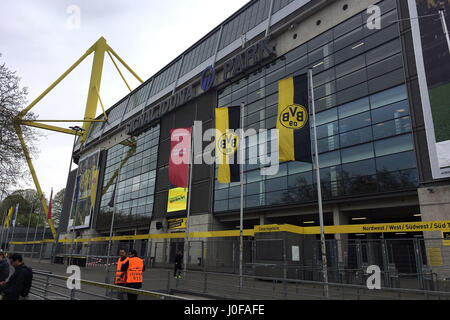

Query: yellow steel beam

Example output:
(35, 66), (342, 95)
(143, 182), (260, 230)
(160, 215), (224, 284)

(20, 121), (84, 136)
(27, 120), (106, 123)
(107, 46), (144, 84)
(13, 124), (56, 239)
(94, 85), (108, 122)
(106, 50), (132, 92)
(81, 37), (108, 143)
(17, 45), (95, 120)
(13, 37), (144, 241)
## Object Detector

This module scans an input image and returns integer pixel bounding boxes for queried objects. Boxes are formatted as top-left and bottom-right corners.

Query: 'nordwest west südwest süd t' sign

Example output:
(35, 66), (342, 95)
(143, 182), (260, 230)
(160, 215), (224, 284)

(126, 38), (276, 136)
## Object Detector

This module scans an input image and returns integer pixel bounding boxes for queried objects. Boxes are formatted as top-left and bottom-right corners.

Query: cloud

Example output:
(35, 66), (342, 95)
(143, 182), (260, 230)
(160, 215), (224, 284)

(2, 0), (250, 196)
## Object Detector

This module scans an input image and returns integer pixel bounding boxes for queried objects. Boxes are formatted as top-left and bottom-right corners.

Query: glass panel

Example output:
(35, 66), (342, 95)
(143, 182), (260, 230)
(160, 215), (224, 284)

(266, 191), (286, 205)
(315, 121), (339, 140)
(371, 100), (409, 124)
(370, 85), (407, 109)
(288, 172), (313, 188)
(315, 108), (338, 126)
(339, 112), (372, 133)
(288, 161), (312, 174)
(372, 117), (412, 140)
(376, 151), (417, 172)
(342, 159), (376, 178)
(341, 143), (374, 164)
(338, 97), (370, 119)
(340, 126), (373, 148)
(265, 176), (287, 193)
(317, 135), (340, 153)
(377, 168), (418, 192)
(315, 150), (341, 168)
(374, 134), (414, 157)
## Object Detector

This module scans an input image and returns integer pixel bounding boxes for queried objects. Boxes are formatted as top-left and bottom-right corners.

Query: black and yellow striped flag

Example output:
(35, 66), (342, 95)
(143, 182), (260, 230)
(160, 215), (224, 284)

(277, 74), (312, 163)
(3, 207), (13, 229)
(215, 106), (241, 183)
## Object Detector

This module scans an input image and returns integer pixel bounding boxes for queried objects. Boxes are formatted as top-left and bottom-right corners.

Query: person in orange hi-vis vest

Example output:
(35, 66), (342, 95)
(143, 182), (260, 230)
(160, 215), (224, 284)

(125, 249), (145, 300)
(115, 249), (129, 300)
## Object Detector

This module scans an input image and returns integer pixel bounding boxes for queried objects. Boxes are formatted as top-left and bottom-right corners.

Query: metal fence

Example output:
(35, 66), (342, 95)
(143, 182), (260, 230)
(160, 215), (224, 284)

(29, 269), (189, 300)
(31, 267), (450, 301)
(9, 237), (450, 292)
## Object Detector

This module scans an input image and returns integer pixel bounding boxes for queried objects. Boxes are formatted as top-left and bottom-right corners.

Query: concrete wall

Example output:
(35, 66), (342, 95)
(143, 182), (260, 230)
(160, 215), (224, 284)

(419, 185), (450, 280)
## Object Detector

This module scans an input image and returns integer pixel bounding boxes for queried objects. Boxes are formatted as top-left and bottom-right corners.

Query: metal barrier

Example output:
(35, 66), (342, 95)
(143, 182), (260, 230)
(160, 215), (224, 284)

(29, 270), (190, 300)
(9, 237), (450, 292)
(22, 264), (450, 300)
(167, 269), (450, 300)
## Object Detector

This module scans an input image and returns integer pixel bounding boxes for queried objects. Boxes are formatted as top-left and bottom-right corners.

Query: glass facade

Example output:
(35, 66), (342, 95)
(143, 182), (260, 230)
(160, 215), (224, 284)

(214, 0), (419, 213)
(97, 125), (160, 229)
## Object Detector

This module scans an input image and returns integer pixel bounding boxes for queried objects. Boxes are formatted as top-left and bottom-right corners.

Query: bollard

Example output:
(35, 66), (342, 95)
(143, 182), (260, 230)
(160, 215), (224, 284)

(105, 273), (110, 297)
(167, 271), (171, 293)
(44, 273), (51, 300)
(203, 272), (208, 293)
(70, 289), (76, 300)
(272, 279), (275, 297)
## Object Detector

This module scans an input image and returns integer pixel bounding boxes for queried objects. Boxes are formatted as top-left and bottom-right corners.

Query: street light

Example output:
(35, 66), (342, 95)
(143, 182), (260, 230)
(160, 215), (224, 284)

(68, 126), (85, 264)
(51, 125), (85, 264)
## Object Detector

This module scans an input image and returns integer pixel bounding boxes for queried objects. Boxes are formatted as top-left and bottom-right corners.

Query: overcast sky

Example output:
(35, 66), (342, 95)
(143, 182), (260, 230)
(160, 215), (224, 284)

(0, 0), (249, 197)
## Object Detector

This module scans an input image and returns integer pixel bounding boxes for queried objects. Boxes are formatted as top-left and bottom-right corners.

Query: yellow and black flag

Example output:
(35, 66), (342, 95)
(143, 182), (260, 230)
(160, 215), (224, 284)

(277, 74), (312, 163)
(215, 106), (241, 183)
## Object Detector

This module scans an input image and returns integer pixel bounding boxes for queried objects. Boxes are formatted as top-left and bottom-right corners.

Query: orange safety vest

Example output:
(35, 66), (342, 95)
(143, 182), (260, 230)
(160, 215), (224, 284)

(115, 257), (129, 284)
(126, 257), (144, 284)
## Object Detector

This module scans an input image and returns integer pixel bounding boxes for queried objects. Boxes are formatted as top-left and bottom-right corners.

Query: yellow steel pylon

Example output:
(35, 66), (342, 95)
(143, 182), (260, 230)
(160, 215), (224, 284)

(13, 37), (143, 239)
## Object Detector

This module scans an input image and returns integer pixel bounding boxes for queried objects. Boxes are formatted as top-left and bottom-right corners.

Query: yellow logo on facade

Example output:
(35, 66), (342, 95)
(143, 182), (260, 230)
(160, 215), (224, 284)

(279, 104), (308, 129)
(218, 132), (239, 156)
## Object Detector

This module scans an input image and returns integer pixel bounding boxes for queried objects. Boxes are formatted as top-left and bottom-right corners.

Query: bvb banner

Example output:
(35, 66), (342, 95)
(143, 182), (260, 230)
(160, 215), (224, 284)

(167, 188), (188, 213)
(215, 106), (241, 183)
(277, 74), (312, 163)
(69, 151), (100, 230)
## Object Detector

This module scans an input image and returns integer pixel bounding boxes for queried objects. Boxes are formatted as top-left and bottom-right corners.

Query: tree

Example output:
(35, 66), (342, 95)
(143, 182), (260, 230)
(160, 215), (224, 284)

(51, 188), (65, 229)
(0, 189), (47, 228)
(0, 54), (39, 200)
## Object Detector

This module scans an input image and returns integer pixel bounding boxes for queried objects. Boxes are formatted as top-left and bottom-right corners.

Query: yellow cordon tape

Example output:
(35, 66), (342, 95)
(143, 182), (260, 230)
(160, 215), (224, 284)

(10, 221), (450, 245)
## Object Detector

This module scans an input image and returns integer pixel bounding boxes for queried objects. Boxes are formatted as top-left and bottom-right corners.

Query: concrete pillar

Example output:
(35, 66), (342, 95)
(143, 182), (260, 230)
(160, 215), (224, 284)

(260, 214), (267, 226)
(333, 206), (348, 265)
(418, 186), (450, 281)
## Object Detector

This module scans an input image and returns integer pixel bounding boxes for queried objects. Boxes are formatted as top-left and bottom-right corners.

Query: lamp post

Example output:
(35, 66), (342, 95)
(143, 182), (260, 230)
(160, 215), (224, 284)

(51, 126), (84, 264)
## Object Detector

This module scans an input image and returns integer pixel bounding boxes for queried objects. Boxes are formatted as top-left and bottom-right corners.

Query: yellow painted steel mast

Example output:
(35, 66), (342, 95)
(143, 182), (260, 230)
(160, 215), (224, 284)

(13, 37), (143, 239)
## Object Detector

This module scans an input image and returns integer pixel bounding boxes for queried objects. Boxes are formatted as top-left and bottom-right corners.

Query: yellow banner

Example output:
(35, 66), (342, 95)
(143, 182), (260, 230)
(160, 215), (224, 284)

(255, 221), (450, 235)
(168, 218), (187, 230)
(10, 221), (450, 246)
(167, 188), (188, 213)
(428, 248), (443, 266)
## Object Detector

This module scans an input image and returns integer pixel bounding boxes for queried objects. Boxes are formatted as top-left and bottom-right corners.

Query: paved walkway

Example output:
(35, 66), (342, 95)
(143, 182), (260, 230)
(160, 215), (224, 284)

(23, 259), (448, 300)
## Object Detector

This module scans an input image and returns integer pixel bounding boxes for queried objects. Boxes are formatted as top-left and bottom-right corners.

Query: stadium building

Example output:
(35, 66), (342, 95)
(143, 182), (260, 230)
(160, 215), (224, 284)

(58, 0), (450, 278)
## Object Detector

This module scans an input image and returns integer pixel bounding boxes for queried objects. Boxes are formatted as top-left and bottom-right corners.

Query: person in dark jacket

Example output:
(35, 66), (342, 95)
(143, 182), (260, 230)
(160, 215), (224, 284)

(0, 250), (10, 283)
(173, 250), (183, 279)
(0, 253), (32, 300)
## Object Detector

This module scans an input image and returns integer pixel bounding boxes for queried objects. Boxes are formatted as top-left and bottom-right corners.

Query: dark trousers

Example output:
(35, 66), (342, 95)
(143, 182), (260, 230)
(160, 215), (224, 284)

(115, 283), (126, 300)
(174, 263), (182, 277)
(126, 283), (142, 300)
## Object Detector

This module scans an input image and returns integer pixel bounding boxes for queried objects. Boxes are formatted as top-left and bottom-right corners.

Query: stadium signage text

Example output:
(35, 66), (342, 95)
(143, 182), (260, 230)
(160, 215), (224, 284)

(126, 38), (276, 136)
(223, 37), (276, 81)
(126, 85), (195, 136)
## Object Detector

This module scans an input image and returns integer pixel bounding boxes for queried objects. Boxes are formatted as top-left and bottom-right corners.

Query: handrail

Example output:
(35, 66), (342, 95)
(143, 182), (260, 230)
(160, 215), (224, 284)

(31, 270), (190, 300)
(173, 268), (450, 297)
